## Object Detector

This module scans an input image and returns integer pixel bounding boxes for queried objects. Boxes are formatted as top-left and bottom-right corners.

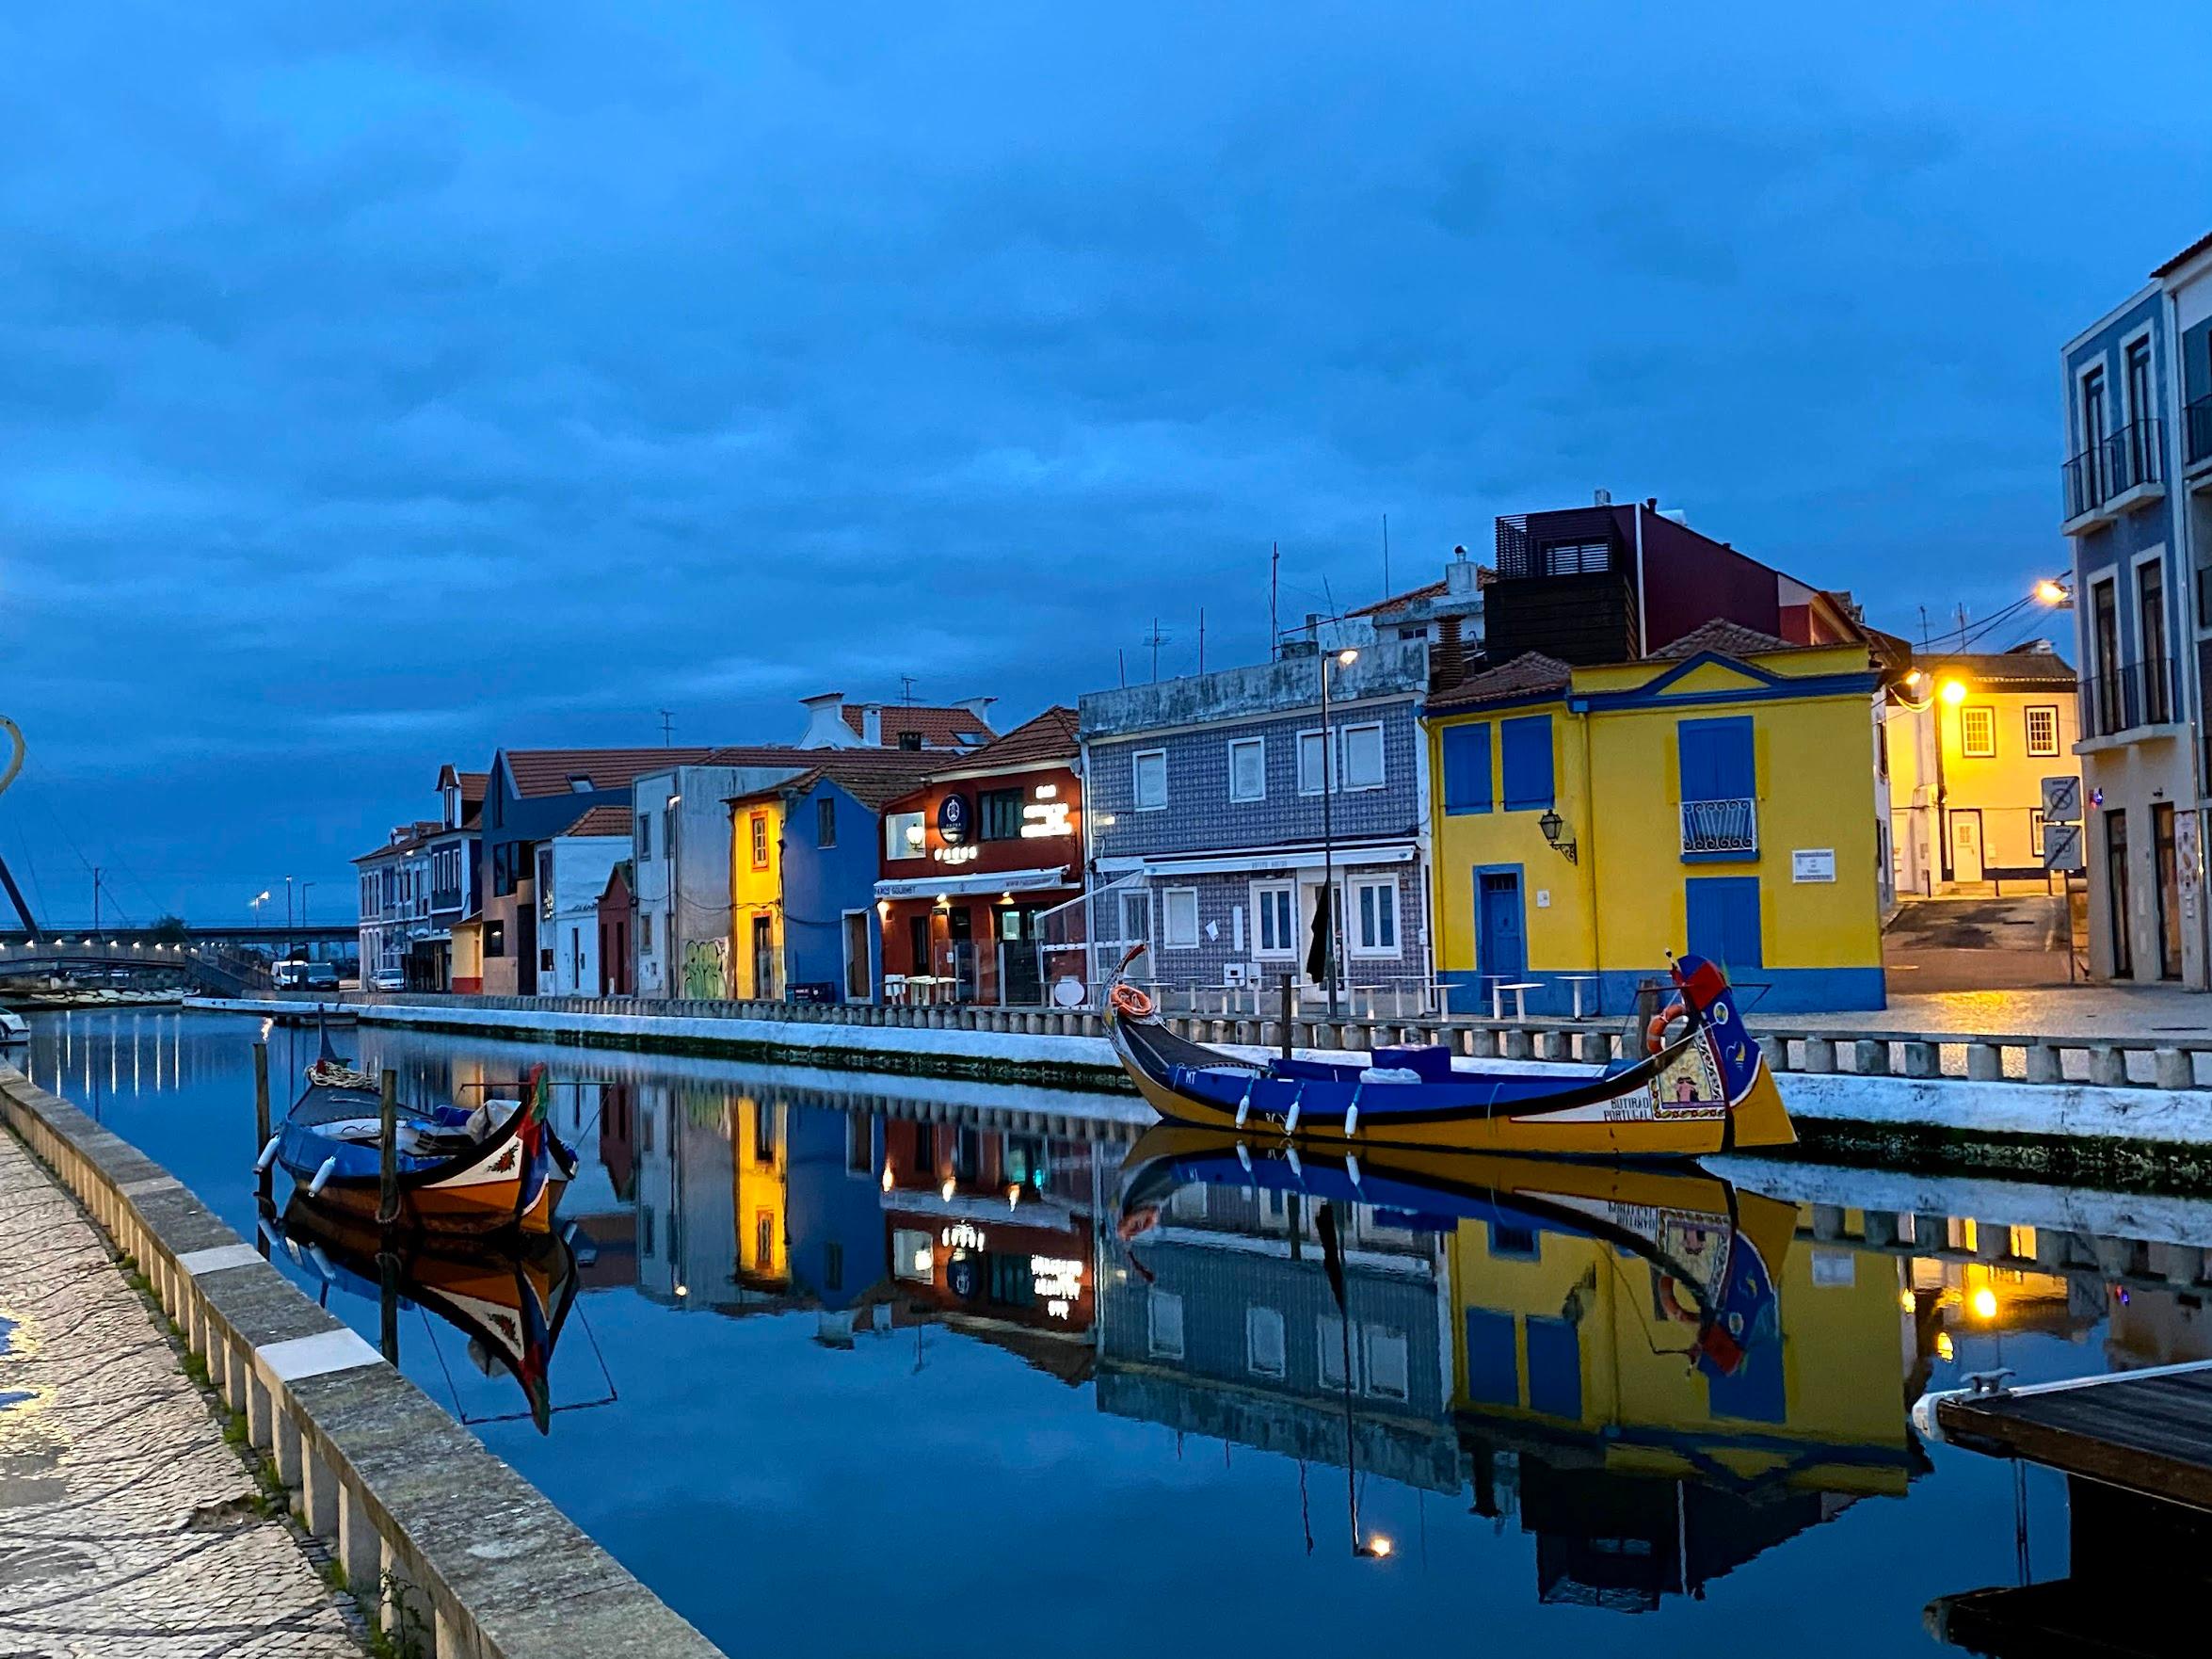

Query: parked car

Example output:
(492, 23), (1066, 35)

(302, 962), (341, 991)
(369, 968), (407, 991)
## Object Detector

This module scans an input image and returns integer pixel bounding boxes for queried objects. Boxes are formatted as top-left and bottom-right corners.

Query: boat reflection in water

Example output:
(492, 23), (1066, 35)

(264, 1197), (586, 1433)
(1107, 1130), (1926, 1607)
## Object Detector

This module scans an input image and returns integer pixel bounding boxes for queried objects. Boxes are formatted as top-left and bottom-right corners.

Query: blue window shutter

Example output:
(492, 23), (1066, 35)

(1463, 1308), (1518, 1406)
(1524, 1315), (1582, 1420)
(1441, 724), (1492, 813)
(1686, 877), (1763, 973)
(1678, 717), (1753, 802)
(1499, 716), (1554, 812)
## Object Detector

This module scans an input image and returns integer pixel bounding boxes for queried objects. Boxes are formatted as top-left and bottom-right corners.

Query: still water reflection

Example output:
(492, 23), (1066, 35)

(20, 1010), (2212, 1655)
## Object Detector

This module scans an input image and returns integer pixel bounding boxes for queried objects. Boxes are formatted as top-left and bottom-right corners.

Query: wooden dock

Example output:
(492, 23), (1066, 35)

(1924, 1360), (2212, 1511)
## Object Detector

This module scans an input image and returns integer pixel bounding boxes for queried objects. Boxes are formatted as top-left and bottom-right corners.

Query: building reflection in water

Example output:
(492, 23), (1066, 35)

(28, 1010), (2212, 1627)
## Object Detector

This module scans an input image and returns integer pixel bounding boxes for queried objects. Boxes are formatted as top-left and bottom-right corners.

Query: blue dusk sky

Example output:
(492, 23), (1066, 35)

(4, 3), (2210, 925)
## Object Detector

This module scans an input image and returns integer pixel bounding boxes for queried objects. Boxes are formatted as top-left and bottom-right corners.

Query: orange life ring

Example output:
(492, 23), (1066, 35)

(1110, 982), (1157, 1021)
(1646, 998), (1686, 1055)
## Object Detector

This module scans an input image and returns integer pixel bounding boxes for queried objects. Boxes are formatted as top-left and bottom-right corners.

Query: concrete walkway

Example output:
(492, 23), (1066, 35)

(1786, 984), (2212, 1040)
(0, 1129), (359, 1657)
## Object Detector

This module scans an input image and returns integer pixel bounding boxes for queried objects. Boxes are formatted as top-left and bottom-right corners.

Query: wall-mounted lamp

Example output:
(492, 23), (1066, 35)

(1537, 810), (1579, 864)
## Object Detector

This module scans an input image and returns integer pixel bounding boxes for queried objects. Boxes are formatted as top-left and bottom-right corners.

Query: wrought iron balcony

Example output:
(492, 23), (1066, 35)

(2079, 656), (2179, 740)
(1680, 797), (1757, 858)
(2062, 418), (2164, 525)
(2187, 395), (2212, 474)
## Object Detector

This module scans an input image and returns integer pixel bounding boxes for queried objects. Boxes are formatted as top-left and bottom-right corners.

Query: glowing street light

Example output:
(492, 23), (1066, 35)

(1940, 680), (1967, 706)
(2034, 578), (2073, 608)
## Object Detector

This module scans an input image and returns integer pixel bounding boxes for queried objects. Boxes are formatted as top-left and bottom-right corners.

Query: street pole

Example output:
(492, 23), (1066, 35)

(285, 877), (294, 961)
(91, 866), (101, 932)
(1321, 654), (1338, 1020)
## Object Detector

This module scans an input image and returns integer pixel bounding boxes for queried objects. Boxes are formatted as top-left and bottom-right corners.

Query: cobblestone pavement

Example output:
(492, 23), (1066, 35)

(0, 1130), (360, 1657)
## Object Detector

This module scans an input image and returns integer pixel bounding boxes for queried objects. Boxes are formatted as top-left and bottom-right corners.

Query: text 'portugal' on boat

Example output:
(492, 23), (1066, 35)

(1105, 950), (1795, 1159)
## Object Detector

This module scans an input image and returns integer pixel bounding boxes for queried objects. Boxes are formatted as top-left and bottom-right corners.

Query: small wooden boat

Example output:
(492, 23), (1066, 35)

(1106, 951), (1794, 1159)
(1116, 1126), (1794, 1378)
(268, 1199), (581, 1432)
(272, 1035), (574, 1236)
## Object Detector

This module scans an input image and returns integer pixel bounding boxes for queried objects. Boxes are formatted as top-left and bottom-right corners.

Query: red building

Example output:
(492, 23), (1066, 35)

(874, 707), (1082, 1006)
(596, 862), (635, 994)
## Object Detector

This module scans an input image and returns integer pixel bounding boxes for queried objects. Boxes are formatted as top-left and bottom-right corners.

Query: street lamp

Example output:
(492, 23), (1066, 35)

(1319, 646), (1359, 1019)
(248, 889), (271, 924)
(2034, 577), (2073, 609)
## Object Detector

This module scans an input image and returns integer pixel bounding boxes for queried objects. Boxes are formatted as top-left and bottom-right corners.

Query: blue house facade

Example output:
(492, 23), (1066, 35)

(761, 770), (889, 1003)
(1078, 639), (1434, 1008)
(2064, 254), (2208, 988)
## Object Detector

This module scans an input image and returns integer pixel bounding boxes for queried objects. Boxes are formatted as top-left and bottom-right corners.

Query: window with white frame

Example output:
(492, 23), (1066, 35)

(884, 811), (924, 860)
(1252, 881), (1297, 958)
(1341, 722), (1385, 789)
(1133, 749), (1167, 811)
(1147, 1289), (1186, 1359)
(1246, 1306), (1287, 1378)
(1348, 874), (1399, 956)
(1162, 887), (1200, 949)
(1960, 706), (1996, 758)
(2025, 705), (2060, 758)
(1363, 1327), (1410, 1400)
(1227, 736), (1266, 802)
(1297, 724), (1387, 793)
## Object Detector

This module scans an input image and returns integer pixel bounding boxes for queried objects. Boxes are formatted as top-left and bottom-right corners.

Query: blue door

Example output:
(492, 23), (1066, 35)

(1477, 870), (1526, 978)
(1686, 877), (1762, 974)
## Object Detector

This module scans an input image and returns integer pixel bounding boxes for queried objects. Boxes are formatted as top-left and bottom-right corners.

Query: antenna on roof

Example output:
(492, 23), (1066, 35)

(1197, 606), (1206, 676)
(1381, 513), (1389, 599)
(657, 709), (675, 747)
(1144, 618), (1169, 683)
(1270, 541), (1279, 661)
(899, 675), (918, 706)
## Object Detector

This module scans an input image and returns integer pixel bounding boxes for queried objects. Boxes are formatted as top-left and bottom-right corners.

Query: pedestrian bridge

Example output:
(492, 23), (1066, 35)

(0, 933), (325, 997)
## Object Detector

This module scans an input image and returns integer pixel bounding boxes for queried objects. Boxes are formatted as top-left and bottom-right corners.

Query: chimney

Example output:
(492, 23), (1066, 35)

(797, 692), (867, 749)
(861, 703), (883, 746)
(1433, 615), (1467, 691)
(1594, 488), (1611, 507)
(953, 695), (998, 727)
(1446, 545), (1479, 596)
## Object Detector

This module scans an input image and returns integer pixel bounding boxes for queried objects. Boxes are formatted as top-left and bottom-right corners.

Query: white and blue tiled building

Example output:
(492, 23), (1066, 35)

(1077, 638), (1435, 1008)
(2062, 232), (2212, 988)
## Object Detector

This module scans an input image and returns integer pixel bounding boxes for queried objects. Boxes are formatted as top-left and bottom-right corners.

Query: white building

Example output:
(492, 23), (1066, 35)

(533, 805), (632, 997)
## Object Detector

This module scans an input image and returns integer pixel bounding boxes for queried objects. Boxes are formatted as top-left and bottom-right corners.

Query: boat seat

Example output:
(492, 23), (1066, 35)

(1370, 1044), (1454, 1082)
(1357, 1067), (1424, 1084)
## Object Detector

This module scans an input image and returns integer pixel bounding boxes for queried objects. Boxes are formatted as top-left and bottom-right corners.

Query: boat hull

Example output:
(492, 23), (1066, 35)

(1106, 958), (1794, 1160)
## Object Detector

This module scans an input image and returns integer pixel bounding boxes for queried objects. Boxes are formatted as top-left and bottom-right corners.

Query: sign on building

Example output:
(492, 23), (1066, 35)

(1791, 848), (1836, 883)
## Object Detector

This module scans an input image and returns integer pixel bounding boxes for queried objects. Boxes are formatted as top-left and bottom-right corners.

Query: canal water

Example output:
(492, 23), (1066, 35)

(17, 1008), (2204, 1655)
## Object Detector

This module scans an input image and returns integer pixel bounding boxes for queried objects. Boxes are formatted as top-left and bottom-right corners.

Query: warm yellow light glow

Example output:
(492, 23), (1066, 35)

(1935, 1331), (1956, 1362)
(1899, 1288), (1917, 1313)
(1007, 1184), (1022, 1209)
(939, 1175), (956, 1200)
(1903, 668), (1925, 688)
(1367, 1536), (1393, 1557)
(1970, 1286), (1998, 1320)
(2034, 579), (2069, 605)
(1940, 680), (1967, 705)
(880, 1164), (894, 1191)
(1337, 648), (1359, 667)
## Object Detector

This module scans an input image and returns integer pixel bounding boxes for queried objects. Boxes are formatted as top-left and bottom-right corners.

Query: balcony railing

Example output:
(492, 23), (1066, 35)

(2187, 395), (2212, 473)
(2062, 417), (2164, 523)
(2080, 656), (2178, 740)
(1680, 797), (1757, 858)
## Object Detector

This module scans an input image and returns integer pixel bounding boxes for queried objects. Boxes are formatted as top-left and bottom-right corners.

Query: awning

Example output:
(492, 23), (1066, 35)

(1092, 843), (1416, 878)
(874, 865), (1074, 902)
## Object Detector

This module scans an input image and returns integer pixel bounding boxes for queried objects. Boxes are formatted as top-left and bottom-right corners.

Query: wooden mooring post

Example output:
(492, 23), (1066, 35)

(251, 1041), (271, 1203)
(376, 1069), (398, 1227)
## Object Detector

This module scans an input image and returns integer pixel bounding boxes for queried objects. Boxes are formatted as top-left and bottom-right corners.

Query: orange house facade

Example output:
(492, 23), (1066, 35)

(874, 708), (1083, 1006)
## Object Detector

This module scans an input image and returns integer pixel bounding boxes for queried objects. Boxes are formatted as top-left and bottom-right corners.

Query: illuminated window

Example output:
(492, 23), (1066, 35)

(2025, 706), (2060, 757)
(1960, 707), (1996, 758)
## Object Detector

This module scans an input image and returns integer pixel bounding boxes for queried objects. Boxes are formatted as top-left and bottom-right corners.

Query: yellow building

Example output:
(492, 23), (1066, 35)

(1449, 1196), (1915, 1503)
(1883, 644), (2079, 895)
(1425, 622), (1886, 1015)
(728, 791), (785, 1000)
(730, 1093), (790, 1290)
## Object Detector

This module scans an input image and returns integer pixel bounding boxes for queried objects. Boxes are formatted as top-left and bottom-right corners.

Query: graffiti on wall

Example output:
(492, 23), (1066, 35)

(681, 938), (730, 1001)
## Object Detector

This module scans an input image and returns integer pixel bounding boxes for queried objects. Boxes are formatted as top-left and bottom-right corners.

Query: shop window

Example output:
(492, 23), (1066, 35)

(1133, 749), (1168, 811)
(884, 812), (924, 860)
(1349, 875), (1398, 956)
(980, 787), (1024, 840)
(1228, 737), (1266, 802)
(892, 1228), (935, 1284)
(1162, 887), (1200, 949)
(1442, 723), (1492, 813)
(2025, 705), (2060, 757)
(1961, 707), (1996, 758)
(1246, 1306), (1287, 1378)
(1499, 716), (1555, 811)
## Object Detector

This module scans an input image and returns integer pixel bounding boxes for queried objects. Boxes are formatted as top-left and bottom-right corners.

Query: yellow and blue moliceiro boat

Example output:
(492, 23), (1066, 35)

(1106, 952), (1794, 1159)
